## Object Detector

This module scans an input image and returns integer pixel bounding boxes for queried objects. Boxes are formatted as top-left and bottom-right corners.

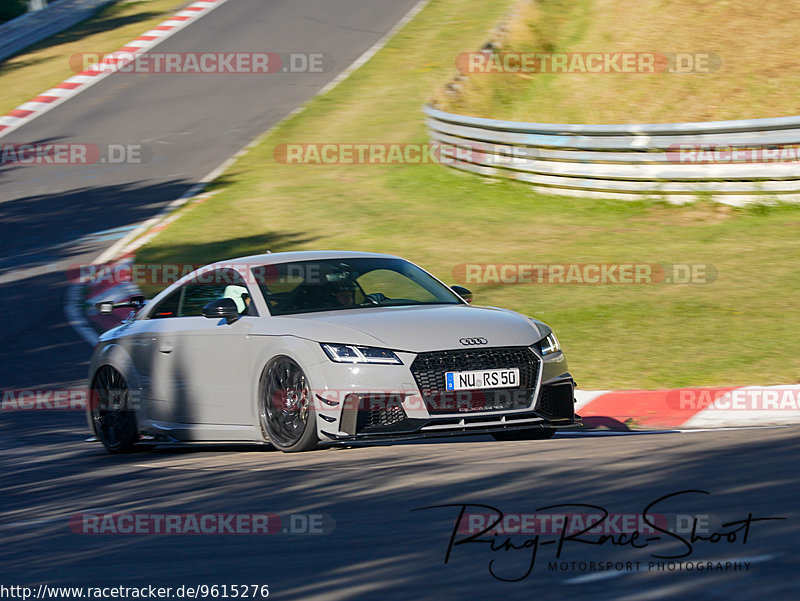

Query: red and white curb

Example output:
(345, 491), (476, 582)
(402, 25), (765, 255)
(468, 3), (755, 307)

(0, 0), (231, 140)
(576, 386), (800, 429)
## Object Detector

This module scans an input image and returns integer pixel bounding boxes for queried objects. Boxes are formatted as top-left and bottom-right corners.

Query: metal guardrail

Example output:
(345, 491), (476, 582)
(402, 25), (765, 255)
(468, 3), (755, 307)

(0, 0), (116, 64)
(424, 104), (800, 203)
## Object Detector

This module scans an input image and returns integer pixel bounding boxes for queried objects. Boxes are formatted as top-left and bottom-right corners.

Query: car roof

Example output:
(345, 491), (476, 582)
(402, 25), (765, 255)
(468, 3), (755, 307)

(209, 250), (402, 267)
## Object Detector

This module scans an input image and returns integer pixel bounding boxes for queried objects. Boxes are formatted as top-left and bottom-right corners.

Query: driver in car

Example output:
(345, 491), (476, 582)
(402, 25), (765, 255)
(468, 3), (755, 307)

(330, 280), (358, 307)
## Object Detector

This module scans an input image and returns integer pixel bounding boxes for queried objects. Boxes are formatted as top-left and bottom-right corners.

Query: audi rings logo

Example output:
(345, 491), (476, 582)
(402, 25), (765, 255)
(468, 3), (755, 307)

(459, 337), (488, 346)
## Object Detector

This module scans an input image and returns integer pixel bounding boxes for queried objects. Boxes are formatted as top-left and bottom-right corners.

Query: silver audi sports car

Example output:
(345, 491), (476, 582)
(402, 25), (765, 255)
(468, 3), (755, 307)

(88, 251), (579, 452)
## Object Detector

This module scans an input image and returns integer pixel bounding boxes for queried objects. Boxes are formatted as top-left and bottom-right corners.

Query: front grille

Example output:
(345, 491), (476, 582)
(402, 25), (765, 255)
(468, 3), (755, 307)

(537, 383), (575, 420)
(410, 346), (540, 415)
(355, 394), (411, 433)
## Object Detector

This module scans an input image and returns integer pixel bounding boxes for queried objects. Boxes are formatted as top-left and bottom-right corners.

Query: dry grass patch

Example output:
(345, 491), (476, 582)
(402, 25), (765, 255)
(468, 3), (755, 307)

(436, 0), (800, 123)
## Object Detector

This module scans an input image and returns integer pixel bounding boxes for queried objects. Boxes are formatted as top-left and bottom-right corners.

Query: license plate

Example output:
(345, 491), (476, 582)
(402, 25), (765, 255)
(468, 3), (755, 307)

(445, 368), (520, 391)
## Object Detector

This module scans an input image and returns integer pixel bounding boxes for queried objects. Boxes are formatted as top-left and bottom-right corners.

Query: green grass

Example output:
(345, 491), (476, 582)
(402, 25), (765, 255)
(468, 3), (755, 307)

(136, 0), (800, 389)
(0, 0), (190, 116)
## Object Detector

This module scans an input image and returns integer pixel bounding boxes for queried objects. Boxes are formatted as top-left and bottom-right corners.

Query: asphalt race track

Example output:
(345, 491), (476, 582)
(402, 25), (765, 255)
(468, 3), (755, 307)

(1, 1), (798, 599)
(0, 422), (797, 600)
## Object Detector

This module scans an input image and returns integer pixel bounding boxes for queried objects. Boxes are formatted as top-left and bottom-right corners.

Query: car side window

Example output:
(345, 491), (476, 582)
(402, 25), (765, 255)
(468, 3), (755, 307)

(178, 269), (257, 317)
(148, 287), (183, 319)
(179, 282), (230, 317)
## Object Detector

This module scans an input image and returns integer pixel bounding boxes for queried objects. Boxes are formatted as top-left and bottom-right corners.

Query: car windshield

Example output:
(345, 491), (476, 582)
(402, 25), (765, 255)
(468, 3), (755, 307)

(253, 257), (463, 316)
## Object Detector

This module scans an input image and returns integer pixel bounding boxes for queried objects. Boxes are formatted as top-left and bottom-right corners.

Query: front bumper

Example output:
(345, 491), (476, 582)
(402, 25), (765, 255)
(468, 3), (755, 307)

(311, 343), (579, 442)
(320, 407), (581, 443)
(320, 374), (582, 442)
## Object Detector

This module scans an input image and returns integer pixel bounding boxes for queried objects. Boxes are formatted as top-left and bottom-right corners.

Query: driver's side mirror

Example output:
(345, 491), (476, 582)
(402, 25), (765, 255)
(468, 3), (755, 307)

(96, 294), (146, 315)
(203, 298), (239, 324)
(451, 285), (473, 303)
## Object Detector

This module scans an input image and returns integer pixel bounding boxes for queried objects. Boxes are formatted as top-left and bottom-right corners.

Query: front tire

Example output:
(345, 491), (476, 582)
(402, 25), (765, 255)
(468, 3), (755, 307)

(89, 365), (139, 453)
(260, 356), (318, 452)
(492, 428), (556, 441)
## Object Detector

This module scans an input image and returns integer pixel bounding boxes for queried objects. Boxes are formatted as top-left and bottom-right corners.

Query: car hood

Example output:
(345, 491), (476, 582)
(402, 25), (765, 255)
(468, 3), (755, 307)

(262, 304), (547, 352)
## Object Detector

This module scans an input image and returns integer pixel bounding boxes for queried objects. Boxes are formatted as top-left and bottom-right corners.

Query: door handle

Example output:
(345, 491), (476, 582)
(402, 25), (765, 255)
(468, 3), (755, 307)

(159, 343), (174, 354)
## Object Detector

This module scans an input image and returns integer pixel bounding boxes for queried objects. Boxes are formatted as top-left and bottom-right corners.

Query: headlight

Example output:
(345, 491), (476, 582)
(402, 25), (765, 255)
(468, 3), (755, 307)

(321, 343), (403, 365)
(540, 333), (561, 356)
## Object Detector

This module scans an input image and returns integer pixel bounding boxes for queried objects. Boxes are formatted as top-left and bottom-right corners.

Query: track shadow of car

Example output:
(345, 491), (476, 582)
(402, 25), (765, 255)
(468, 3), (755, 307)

(580, 415), (632, 430)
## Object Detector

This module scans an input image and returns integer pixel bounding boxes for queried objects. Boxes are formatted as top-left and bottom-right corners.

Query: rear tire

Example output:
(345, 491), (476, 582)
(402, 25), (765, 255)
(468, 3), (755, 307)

(260, 356), (319, 453)
(492, 428), (556, 441)
(89, 366), (139, 453)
